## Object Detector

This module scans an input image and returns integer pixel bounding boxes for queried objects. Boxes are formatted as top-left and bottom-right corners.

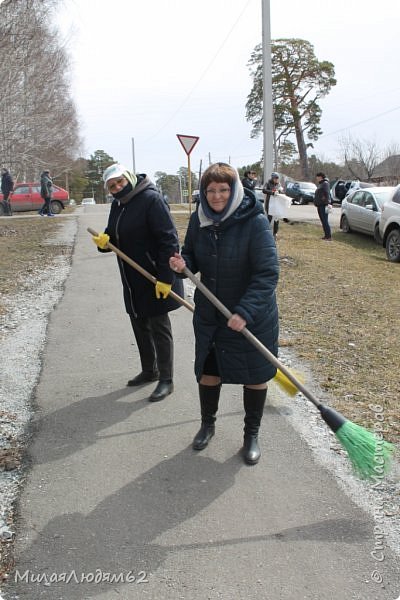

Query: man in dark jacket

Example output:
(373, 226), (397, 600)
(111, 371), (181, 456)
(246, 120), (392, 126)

(1, 168), (14, 216)
(39, 170), (54, 216)
(93, 164), (184, 402)
(314, 172), (332, 240)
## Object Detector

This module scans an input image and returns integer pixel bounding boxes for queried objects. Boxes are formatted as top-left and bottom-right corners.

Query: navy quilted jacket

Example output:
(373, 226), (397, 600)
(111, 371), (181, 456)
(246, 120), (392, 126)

(181, 191), (279, 384)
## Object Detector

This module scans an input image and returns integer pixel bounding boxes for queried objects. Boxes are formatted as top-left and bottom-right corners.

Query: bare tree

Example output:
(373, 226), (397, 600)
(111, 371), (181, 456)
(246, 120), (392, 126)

(339, 135), (381, 181)
(0, 0), (81, 182)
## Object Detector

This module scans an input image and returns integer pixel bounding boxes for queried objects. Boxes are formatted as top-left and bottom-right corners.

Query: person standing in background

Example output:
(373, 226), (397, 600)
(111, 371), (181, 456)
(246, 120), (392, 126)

(314, 172), (332, 240)
(39, 170), (54, 216)
(241, 169), (257, 191)
(1, 168), (14, 216)
(263, 172), (282, 240)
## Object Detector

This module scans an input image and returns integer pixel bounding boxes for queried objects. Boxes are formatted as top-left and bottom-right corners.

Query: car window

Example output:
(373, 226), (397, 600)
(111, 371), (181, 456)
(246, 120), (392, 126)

(14, 185), (30, 194)
(361, 192), (374, 209)
(32, 186), (41, 194)
(350, 191), (364, 205)
(392, 188), (400, 204)
(374, 191), (392, 207)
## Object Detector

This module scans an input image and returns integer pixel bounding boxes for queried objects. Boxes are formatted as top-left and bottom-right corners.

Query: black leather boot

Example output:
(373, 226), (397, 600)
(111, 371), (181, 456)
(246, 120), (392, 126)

(192, 383), (221, 450)
(242, 387), (267, 465)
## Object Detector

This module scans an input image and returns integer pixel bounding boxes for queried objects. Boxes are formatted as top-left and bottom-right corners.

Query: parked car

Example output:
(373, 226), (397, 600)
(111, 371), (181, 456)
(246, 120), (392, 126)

(340, 187), (393, 243)
(379, 184), (400, 262)
(330, 179), (374, 204)
(284, 181), (316, 205)
(81, 197), (96, 205)
(0, 182), (69, 215)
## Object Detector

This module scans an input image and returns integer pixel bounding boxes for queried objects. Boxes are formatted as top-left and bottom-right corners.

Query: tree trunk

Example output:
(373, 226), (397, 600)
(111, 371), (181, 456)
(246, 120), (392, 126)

(294, 121), (310, 180)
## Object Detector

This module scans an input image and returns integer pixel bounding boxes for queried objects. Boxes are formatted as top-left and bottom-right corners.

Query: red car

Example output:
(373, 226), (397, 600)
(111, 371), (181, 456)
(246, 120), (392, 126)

(0, 182), (70, 215)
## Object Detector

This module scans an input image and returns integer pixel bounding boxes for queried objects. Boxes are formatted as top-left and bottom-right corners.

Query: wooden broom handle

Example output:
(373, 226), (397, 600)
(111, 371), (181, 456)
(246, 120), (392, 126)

(87, 227), (194, 313)
(182, 266), (321, 408)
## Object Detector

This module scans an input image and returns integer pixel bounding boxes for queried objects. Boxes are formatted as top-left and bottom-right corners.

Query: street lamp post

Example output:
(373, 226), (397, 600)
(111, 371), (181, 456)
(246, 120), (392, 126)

(178, 175), (183, 204)
(262, 0), (274, 182)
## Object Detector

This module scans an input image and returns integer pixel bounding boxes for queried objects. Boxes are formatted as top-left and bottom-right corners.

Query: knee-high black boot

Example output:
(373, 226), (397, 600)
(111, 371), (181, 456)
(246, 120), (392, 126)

(242, 387), (267, 465)
(192, 383), (221, 451)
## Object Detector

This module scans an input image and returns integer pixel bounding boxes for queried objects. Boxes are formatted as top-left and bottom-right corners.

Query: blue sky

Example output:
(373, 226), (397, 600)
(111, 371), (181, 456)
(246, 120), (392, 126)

(59, 0), (400, 179)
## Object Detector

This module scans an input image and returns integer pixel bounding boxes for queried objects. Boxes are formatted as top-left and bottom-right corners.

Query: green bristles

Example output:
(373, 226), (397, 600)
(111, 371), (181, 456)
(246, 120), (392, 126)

(335, 420), (395, 480)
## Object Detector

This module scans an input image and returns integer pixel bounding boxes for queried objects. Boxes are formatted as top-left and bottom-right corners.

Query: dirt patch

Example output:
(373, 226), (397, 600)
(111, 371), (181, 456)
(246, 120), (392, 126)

(172, 212), (399, 445)
(0, 217), (71, 321)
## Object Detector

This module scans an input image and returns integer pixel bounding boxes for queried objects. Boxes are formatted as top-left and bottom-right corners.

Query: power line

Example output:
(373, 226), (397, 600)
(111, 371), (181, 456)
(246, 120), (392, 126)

(319, 104), (400, 139)
(143, 0), (254, 143)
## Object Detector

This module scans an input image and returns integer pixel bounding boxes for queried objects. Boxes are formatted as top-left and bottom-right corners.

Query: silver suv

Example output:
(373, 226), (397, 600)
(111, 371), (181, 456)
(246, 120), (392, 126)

(379, 185), (400, 262)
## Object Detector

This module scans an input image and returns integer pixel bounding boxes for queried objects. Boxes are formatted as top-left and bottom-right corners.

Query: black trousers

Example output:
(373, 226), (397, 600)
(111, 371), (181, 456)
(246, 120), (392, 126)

(267, 214), (279, 236)
(2, 194), (12, 216)
(317, 205), (331, 238)
(39, 197), (52, 215)
(129, 313), (174, 381)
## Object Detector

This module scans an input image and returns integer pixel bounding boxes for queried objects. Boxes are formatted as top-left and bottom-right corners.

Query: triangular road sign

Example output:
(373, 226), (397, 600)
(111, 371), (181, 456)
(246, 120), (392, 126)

(177, 134), (199, 156)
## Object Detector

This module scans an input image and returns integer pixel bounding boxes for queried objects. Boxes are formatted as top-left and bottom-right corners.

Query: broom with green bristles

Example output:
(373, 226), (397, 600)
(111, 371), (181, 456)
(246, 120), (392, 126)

(88, 227), (395, 479)
(178, 265), (395, 481)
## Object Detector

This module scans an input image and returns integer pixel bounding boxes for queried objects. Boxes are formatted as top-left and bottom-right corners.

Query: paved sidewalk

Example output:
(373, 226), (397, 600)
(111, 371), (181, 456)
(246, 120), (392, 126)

(3, 207), (399, 600)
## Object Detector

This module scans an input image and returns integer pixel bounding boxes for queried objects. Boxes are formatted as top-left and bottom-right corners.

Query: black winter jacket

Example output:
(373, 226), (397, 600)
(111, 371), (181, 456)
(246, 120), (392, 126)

(241, 176), (256, 191)
(40, 172), (53, 199)
(1, 171), (13, 196)
(314, 178), (331, 206)
(103, 175), (183, 318)
(263, 178), (281, 214)
(181, 191), (279, 384)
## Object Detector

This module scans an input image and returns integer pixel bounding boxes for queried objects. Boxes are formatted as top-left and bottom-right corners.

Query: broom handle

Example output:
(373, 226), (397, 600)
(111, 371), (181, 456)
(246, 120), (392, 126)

(182, 266), (321, 409)
(87, 227), (195, 314)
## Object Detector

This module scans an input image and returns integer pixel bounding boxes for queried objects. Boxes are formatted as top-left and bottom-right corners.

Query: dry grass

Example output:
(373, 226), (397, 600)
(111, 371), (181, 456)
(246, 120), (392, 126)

(172, 212), (399, 445)
(0, 215), (72, 321)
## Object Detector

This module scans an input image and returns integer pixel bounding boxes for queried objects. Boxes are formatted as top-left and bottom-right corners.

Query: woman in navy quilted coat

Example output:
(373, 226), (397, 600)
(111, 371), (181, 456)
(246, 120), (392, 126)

(170, 163), (279, 465)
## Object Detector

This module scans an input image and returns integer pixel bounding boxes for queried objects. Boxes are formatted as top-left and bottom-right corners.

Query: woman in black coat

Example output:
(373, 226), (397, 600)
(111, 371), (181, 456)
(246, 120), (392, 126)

(170, 163), (279, 465)
(93, 164), (183, 401)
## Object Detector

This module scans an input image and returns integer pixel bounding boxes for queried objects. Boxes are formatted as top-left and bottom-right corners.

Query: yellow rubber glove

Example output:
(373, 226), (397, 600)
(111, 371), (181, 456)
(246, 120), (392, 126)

(155, 281), (172, 299)
(92, 232), (110, 250)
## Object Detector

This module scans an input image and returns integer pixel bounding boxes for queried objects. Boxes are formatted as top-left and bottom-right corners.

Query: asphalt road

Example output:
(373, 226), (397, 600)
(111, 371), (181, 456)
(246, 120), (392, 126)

(4, 205), (399, 600)
(168, 201), (341, 225)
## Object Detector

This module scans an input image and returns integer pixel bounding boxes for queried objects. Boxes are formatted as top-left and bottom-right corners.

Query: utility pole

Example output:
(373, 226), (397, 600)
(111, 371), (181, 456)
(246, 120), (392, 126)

(262, 0), (274, 183)
(131, 137), (136, 173)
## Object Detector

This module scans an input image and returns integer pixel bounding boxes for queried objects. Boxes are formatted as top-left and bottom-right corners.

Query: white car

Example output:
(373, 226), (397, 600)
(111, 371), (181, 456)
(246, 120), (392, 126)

(379, 185), (400, 262)
(81, 197), (96, 205)
(340, 187), (393, 243)
(331, 179), (373, 204)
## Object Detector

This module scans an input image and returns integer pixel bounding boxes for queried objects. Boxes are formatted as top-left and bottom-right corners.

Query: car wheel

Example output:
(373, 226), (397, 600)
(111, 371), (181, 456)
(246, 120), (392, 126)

(374, 223), (382, 244)
(340, 215), (351, 233)
(385, 228), (400, 262)
(50, 201), (63, 215)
